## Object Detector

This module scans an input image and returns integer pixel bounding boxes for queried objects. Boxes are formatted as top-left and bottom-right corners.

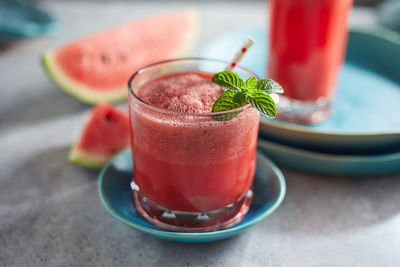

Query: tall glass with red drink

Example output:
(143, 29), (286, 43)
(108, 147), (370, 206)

(268, 0), (353, 123)
(128, 59), (260, 232)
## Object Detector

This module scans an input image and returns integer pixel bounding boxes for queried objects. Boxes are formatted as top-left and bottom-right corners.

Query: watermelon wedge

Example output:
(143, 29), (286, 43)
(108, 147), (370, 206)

(42, 9), (200, 104)
(69, 103), (130, 169)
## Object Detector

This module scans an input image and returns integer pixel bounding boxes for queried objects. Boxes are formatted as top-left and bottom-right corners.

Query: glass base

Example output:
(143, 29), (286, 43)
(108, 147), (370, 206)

(276, 95), (332, 124)
(131, 181), (253, 232)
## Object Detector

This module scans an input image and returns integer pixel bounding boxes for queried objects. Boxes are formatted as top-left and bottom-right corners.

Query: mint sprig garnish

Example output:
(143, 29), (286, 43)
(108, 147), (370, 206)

(211, 71), (283, 121)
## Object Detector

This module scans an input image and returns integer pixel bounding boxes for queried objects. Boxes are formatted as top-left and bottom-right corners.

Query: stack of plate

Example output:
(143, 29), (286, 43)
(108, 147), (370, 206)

(203, 27), (400, 176)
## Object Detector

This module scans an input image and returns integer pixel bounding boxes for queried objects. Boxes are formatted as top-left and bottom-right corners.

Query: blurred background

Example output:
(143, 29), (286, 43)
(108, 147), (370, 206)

(1, 0), (399, 129)
(12, 0), (388, 5)
(1, 0), (400, 266)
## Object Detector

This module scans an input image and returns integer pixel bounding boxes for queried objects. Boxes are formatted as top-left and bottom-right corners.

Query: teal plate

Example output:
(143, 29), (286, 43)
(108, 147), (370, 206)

(258, 139), (400, 176)
(98, 149), (286, 243)
(202, 27), (400, 154)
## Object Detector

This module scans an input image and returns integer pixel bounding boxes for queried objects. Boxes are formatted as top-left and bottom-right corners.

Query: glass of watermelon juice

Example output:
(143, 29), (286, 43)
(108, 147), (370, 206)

(268, 0), (353, 124)
(128, 58), (260, 232)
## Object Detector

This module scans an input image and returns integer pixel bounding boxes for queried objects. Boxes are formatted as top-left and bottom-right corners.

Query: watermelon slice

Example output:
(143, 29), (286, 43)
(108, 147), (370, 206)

(69, 103), (130, 169)
(42, 9), (200, 104)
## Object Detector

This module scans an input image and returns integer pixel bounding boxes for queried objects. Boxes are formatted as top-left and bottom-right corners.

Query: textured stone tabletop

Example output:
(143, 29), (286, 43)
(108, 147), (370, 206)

(1, 1), (399, 266)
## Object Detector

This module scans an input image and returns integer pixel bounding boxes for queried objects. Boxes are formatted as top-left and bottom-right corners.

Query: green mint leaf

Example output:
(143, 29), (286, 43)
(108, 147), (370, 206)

(256, 79), (284, 94)
(211, 90), (241, 112)
(212, 90), (243, 121)
(245, 89), (277, 118)
(232, 92), (247, 106)
(211, 71), (245, 93)
(245, 76), (257, 89)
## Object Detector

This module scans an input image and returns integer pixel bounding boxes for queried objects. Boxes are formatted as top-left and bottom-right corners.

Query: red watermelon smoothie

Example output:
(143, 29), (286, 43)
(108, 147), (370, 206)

(268, 0), (352, 123)
(128, 59), (260, 232)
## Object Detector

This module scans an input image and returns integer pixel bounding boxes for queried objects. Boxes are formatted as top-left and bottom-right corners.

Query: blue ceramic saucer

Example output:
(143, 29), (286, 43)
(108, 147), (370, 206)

(98, 149), (286, 243)
(258, 139), (400, 176)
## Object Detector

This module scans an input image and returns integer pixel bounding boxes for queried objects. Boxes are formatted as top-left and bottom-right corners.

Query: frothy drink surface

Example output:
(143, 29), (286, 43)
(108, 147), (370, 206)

(137, 71), (222, 113)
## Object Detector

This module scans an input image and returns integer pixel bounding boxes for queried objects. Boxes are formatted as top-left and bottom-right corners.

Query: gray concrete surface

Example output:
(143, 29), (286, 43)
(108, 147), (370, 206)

(1, 1), (399, 266)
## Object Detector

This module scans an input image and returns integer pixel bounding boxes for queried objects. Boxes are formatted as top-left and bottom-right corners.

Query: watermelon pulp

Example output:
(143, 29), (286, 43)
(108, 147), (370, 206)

(69, 103), (130, 169)
(42, 9), (200, 104)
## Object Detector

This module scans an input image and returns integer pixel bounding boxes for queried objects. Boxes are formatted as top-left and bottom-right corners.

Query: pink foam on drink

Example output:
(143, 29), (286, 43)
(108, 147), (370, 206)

(137, 71), (223, 113)
(131, 70), (260, 164)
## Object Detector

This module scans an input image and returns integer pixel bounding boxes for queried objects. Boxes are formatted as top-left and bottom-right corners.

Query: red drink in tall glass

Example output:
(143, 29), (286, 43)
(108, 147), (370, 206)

(268, 0), (353, 123)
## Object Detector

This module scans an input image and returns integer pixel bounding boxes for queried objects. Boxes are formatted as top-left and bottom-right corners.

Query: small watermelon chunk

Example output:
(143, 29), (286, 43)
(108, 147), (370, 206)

(69, 103), (130, 169)
(42, 9), (200, 104)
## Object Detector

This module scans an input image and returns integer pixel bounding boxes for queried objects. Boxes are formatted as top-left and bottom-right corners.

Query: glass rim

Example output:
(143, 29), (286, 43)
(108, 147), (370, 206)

(127, 57), (258, 117)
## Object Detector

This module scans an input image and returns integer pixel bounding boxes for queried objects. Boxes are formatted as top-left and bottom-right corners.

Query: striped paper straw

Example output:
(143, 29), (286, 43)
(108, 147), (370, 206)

(224, 36), (255, 71)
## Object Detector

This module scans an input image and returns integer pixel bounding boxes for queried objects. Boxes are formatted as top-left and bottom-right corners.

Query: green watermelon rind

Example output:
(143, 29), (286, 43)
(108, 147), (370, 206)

(41, 52), (128, 105)
(68, 147), (125, 169)
(41, 9), (201, 105)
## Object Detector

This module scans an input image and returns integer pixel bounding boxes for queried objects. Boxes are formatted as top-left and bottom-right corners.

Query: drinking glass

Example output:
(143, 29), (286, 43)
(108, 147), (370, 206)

(128, 58), (260, 232)
(268, 0), (353, 123)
